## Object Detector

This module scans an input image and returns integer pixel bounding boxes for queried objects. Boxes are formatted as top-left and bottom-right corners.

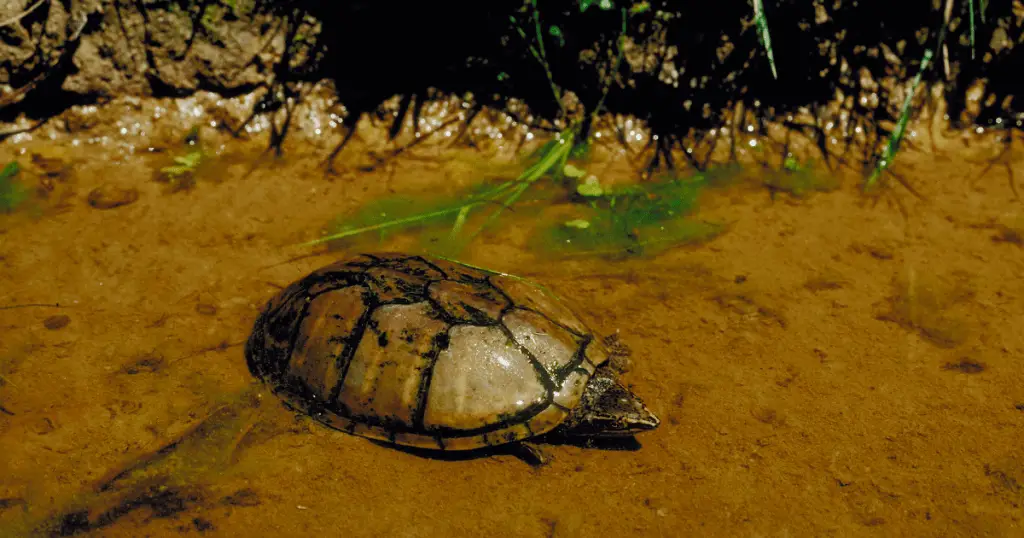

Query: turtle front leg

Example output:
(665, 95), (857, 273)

(509, 441), (551, 467)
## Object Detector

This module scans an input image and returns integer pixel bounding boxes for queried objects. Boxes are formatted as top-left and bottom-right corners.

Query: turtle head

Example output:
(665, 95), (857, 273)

(559, 370), (660, 438)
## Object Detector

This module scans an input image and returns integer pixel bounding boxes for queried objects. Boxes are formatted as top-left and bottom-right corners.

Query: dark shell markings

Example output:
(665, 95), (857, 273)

(245, 252), (659, 453)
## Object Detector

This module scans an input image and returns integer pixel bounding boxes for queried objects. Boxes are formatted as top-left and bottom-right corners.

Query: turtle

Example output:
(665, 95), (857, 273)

(245, 252), (659, 462)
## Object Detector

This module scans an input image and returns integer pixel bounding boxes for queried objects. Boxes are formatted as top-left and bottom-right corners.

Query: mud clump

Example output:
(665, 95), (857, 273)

(87, 185), (139, 209)
(43, 315), (71, 330)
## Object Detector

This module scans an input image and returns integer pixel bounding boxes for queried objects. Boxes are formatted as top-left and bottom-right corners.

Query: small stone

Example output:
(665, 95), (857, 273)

(87, 185), (139, 209)
(43, 314), (70, 330)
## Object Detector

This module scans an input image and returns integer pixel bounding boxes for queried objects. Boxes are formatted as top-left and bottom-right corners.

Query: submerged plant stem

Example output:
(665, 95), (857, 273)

(301, 204), (480, 246)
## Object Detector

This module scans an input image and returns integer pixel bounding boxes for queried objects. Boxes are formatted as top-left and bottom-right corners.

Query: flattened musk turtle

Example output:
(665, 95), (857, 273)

(245, 253), (659, 459)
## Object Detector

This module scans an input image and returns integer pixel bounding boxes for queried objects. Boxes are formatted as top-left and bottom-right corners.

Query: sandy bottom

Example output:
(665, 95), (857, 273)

(1, 96), (1022, 537)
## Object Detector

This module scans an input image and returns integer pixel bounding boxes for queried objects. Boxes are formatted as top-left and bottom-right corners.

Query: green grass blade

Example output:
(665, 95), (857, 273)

(301, 204), (480, 247)
(0, 161), (28, 213)
(450, 205), (472, 240)
(520, 129), (577, 182)
(753, 0), (779, 79)
(969, 0), (976, 59)
(865, 48), (934, 189)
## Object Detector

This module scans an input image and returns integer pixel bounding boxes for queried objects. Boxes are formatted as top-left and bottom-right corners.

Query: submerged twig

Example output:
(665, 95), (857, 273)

(0, 302), (63, 311)
(258, 251), (336, 270)
(170, 341), (245, 366)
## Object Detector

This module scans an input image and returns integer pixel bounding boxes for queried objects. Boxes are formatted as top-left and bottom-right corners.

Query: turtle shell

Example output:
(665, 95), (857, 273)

(245, 252), (611, 451)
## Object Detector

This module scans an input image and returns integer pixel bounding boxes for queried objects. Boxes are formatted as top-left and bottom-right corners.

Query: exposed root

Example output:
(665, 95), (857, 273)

(0, 0), (47, 29)
(322, 122), (359, 174)
(361, 113), (469, 173)
(973, 130), (1020, 200)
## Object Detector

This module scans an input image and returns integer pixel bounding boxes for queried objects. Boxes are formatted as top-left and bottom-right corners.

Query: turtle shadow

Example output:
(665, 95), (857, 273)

(371, 435), (644, 465)
(542, 435), (643, 451)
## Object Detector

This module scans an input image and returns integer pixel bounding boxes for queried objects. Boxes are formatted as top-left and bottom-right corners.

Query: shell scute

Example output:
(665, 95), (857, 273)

(422, 325), (549, 431)
(527, 404), (569, 435)
(337, 302), (447, 428)
(490, 276), (590, 336)
(423, 257), (491, 283)
(301, 259), (371, 297)
(503, 308), (583, 378)
(583, 338), (610, 368)
(481, 422), (534, 447)
(287, 285), (371, 402)
(553, 368), (590, 409)
(248, 284), (316, 380)
(428, 279), (509, 324)
(371, 255), (446, 281)
(364, 266), (428, 302)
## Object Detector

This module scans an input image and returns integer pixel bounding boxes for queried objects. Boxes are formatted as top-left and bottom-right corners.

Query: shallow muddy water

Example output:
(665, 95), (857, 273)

(1, 93), (1023, 537)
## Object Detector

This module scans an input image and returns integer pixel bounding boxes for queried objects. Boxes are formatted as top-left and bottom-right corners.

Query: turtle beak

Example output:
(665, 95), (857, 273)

(613, 392), (660, 434)
(626, 400), (660, 433)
